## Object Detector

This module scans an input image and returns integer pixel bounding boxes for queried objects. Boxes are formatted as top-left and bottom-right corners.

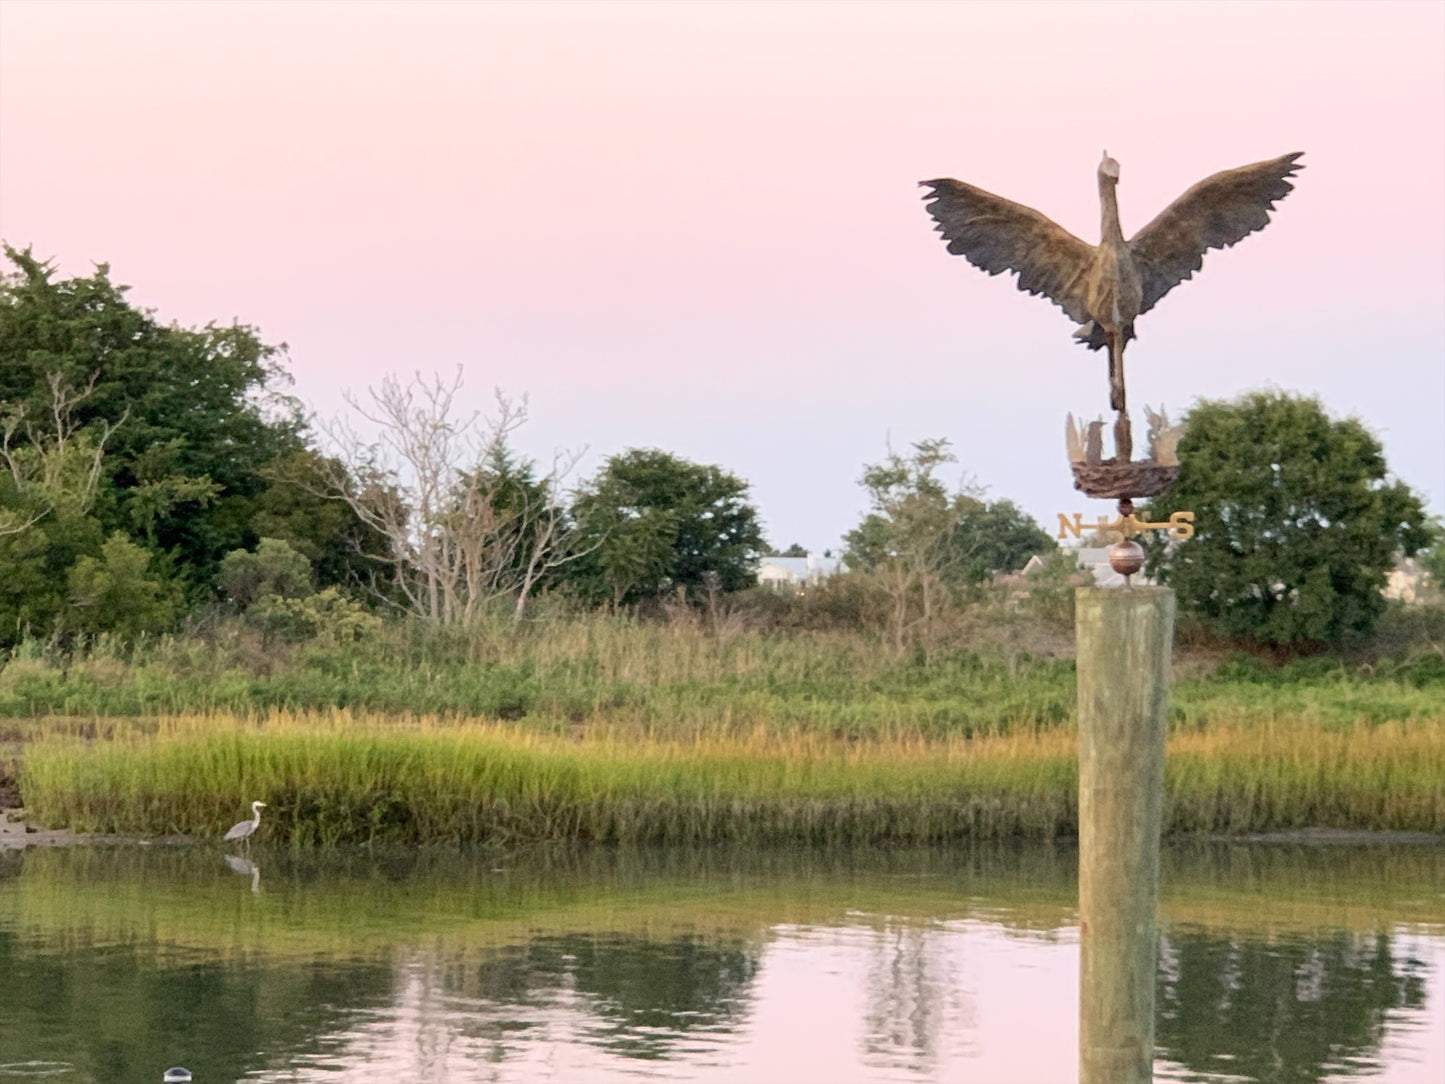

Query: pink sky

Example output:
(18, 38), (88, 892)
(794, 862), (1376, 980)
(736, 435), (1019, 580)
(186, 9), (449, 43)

(2, 0), (1441, 549)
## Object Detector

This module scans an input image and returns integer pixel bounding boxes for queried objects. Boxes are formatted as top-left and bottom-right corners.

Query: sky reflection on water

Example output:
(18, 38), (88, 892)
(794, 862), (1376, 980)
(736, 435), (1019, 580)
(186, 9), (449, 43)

(0, 843), (1441, 1083)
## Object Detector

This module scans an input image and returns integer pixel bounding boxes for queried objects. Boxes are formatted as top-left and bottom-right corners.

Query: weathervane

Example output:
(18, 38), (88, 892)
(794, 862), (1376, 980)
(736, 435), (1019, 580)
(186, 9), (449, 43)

(920, 150), (1303, 583)
(919, 147), (1306, 1084)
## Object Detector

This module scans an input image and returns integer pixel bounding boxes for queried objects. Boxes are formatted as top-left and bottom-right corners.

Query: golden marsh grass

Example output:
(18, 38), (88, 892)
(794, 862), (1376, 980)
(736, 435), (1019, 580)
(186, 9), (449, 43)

(19, 710), (1445, 844)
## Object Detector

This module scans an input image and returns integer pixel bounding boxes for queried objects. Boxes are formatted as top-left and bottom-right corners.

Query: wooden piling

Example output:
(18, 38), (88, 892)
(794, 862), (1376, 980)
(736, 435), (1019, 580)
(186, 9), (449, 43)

(1075, 586), (1175, 1084)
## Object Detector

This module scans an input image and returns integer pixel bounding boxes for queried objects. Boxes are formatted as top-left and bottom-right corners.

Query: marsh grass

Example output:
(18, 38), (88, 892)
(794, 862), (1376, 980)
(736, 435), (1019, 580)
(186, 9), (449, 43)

(20, 713), (1076, 845)
(1164, 719), (1445, 833)
(2, 612), (1441, 736)
(20, 710), (1445, 844)
(10, 613), (1443, 844)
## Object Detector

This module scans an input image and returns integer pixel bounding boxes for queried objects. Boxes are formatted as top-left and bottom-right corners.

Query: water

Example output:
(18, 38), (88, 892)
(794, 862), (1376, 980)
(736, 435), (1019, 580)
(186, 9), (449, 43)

(1, 842), (1441, 1083)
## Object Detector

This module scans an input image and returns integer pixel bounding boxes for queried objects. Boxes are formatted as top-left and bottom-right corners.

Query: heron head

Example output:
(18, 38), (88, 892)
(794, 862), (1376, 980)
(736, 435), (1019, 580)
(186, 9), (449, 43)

(253, 801), (267, 810)
(1099, 151), (1121, 181)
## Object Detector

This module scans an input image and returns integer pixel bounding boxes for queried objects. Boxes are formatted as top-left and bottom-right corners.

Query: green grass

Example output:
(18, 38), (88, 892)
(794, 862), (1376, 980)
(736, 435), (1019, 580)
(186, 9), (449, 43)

(9, 613), (1443, 844)
(20, 711), (1445, 845)
(0, 622), (1078, 736)
(2, 612), (1441, 737)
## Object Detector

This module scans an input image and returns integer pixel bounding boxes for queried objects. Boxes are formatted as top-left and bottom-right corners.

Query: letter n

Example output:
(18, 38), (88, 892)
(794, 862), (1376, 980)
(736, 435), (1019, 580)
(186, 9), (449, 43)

(1056, 513), (1084, 541)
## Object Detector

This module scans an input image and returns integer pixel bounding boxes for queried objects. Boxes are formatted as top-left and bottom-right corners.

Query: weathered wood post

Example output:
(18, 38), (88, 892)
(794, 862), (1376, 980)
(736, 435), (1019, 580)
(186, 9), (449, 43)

(1076, 583), (1175, 1084)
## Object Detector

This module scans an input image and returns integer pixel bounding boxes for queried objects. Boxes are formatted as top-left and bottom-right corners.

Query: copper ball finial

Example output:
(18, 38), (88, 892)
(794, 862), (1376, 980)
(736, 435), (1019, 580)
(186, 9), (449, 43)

(1109, 540), (1145, 579)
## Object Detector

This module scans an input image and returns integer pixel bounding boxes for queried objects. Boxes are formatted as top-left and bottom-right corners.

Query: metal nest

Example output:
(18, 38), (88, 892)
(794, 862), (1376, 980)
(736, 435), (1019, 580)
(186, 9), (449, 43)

(1071, 461), (1179, 500)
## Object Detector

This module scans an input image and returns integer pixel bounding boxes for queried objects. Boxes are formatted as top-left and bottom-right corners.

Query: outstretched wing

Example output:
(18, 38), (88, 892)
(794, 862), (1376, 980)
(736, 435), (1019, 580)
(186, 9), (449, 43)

(920, 179), (1095, 324)
(1129, 153), (1303, 314)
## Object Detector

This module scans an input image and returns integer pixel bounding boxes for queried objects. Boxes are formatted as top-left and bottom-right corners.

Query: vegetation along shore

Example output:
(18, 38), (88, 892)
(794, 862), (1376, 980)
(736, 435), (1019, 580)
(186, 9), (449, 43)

(3, 250), (1444, 846)
(16, 709), (1445, 846)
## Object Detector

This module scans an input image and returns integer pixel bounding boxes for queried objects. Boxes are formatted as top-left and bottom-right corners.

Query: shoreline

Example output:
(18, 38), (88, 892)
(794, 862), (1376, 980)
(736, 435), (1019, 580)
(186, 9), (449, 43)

(0, 811), (191, 852)
(5, 810), (1441, 853)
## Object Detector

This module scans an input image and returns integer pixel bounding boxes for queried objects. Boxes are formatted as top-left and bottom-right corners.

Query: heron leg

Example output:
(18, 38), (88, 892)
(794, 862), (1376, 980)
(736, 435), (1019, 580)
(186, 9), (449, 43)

(1114, 411), (1133, 462)
(1107, 337), (1133, 460)
(1108, 337), (1126, 414)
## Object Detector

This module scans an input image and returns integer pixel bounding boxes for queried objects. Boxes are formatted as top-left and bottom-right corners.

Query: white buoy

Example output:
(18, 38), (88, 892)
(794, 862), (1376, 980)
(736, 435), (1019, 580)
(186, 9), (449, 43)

(163, 1069), (193, 1083)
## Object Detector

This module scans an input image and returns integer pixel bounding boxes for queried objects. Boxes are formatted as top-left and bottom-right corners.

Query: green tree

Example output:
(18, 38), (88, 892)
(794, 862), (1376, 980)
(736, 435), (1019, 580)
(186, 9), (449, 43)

(458, 443), (588, 621)
(246, 449), (393, 592)
(218, 538), (314, 607)
(0, 374), (124, 642)
(567, 449), (765, 607)
(0, 247), (378, 600)
(0, 247), (295, 576)
(1417, 517), (1445, 594)
(844, 438), (970, 652)
(0, 514), (105, 641)
(65, 532), (178, 640)
(218, 538), (378, 646)
(1143, 391), (1430, 645)
(845, 439), (1058, 650)
(2, 371), (124, 530)
(948, 498), (1055, 584)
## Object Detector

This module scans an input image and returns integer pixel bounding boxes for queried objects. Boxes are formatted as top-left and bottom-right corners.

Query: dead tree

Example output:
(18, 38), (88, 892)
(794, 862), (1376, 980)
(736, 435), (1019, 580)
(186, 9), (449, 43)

(319, 369), (589, 626)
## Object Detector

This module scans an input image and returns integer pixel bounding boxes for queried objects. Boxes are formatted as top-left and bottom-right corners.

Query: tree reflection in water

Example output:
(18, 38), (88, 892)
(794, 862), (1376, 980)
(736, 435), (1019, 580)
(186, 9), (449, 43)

(449, 934), (760, 1060)
(1155, 928), (1429, 1083)
(2, 843), (1441, 1081)
(859, 922), (974, 1073)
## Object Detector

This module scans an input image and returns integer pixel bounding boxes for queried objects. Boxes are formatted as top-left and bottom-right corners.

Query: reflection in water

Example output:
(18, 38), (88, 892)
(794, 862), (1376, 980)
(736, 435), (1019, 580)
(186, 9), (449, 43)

(0, 926), (396, 1082)
(224, 853), (261, 894)
(860, 922), (971, 1074)
(0, 843), (1441, 1083)
(1156, 928), (1429, 1083)
(286, 936), (759, 1081)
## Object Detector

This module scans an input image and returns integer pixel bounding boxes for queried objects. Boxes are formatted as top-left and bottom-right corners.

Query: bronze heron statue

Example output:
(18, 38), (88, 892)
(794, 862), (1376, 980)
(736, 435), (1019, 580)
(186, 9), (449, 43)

(921, 151), (1303, 458)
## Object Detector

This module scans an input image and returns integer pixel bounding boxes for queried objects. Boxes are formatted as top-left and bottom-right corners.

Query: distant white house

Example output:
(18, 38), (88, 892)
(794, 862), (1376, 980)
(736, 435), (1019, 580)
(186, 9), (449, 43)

(756, 552), (845, 591)
(990, 553), (1048, 588)
(1384, 557), (1429, 603)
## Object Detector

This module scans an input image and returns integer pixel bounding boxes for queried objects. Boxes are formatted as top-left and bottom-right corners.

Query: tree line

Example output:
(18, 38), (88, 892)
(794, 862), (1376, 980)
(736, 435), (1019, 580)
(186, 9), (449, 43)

(1, 248), (1437, 651)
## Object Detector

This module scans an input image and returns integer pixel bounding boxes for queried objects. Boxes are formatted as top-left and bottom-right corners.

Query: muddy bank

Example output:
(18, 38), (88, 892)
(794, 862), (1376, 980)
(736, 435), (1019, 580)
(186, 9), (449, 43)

(0, 810), (189, 852)
(1205, 827), (1445, 846)
(3, 807), (1440, 853)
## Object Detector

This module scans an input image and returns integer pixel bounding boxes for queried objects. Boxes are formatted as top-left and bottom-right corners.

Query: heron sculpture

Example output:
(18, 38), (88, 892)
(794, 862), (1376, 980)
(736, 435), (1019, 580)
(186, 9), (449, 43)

(920, 151), (1303, 459)
(224, 800), (266, 850)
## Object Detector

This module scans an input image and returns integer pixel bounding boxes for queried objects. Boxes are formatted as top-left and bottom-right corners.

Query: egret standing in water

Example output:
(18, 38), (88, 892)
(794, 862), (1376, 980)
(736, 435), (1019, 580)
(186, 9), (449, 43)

(224, 800), (266, 851)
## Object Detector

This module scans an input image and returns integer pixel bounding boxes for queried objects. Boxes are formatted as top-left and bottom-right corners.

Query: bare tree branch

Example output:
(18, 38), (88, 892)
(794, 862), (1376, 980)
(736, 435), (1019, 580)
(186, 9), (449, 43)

(1, 371), (125, 537)
(316, 368), (590, 626)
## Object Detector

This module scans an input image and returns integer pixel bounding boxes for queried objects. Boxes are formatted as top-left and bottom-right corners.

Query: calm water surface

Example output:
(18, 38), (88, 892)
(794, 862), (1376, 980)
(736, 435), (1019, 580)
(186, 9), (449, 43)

(0, 842), (1441, 1083)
